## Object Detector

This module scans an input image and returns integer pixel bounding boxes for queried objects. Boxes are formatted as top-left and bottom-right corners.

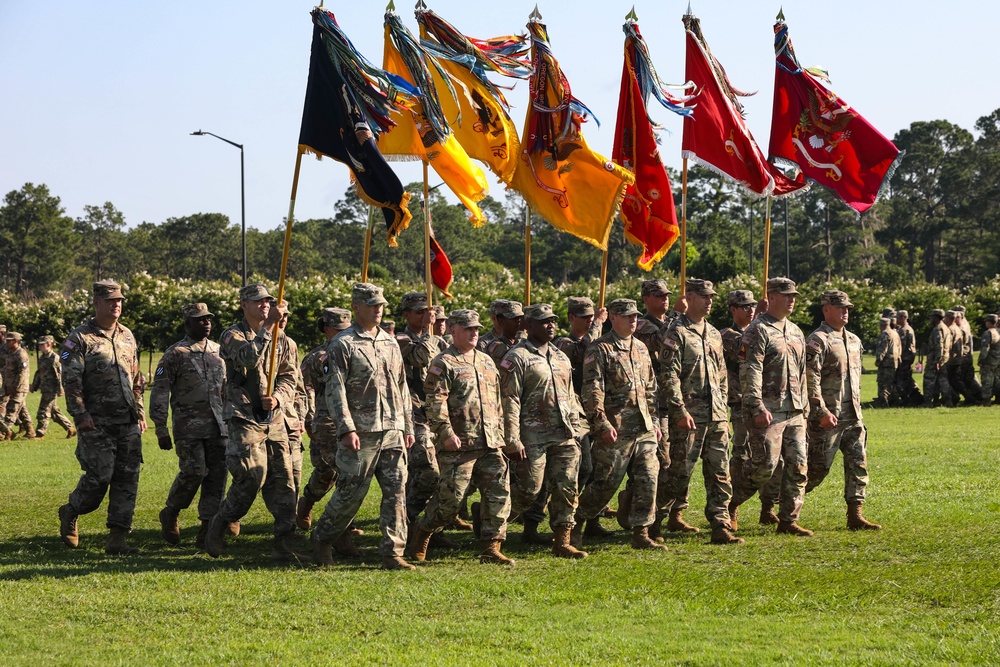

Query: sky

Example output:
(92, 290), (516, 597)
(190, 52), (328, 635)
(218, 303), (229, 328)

(2, 1), (998, 233)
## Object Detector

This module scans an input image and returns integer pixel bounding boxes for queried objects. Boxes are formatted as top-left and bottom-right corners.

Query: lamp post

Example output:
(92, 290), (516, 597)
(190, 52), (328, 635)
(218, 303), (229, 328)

(190, 130), (247, 286)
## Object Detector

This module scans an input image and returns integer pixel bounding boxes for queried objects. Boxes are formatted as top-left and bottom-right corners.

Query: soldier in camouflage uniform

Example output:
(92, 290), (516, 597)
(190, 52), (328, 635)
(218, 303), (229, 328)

(954, 306), (983, 403)
(894, 310), (921, 405)
(311, 283), (415, 571)
(30, 335), (76, 438)
(658, 280), (743, 545)
(150, 303), (228, 548)
(804, 290), (881, 531)
(943, 310), (966, 405)
(204, 284), (301, 563)
(431, 305), (452, 346)
(478, 299), (524, 365)
(573, 298), (667, 552)
(409, 309), (514, 566)
(923, 309), (953, 407)
(1, 332), (34, 440)
(874, 317), (900, 407)
(979, 314), (1000, 405)
(277, 301), (309, 495)
(296, 307), (352, 530)
(498, 304), (588, 558)
(730, 278), (813, 537)
(58, 280), (146, 555)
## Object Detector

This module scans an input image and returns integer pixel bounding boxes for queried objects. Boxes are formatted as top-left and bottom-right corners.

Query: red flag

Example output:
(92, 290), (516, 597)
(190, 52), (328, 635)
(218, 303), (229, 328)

(769, 18), (901, 214)
(681, 14), (806, 198)
(428, 225), (454, 299)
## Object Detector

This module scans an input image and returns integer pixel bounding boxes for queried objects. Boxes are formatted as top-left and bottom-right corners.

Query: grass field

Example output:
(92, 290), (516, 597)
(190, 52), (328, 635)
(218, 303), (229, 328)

(1, 356), (998, 665)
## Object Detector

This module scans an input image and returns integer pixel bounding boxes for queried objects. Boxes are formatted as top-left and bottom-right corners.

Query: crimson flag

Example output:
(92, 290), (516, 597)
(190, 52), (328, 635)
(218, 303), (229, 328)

(428, 228), (454, 299)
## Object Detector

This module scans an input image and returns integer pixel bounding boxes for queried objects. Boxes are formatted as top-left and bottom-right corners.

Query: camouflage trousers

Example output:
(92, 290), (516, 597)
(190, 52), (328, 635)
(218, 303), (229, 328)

(313, 430), (407, 557)
(419, 448), (510, 541)
(730, 410), (781, 507)
(960, 361), (983, 402)
(730, 410), (808, 523)
(895, 362), (921, 403)
(981, 365), (1000, 403)
(523, 433), (593, 524)
(511, 439), (582, 528)
(302, 419), (339, 504)
(406, 422), (440, 525)
(945, 363), (968, 404)
(577, 430), (658, 528)
(659, 420), (734, 529)
(288, 429), (303, 496)
(165, 435), (228, 521)
(922, 364), (952, 405)
(652, 415), (672, 517)
(35, 392), (73, 435)
(805, 418), (868, 504)
(216, 418), (296, 538)
(0, 392), (33, 434)
(67, 421), (142, 530)
(877, 366), (897, 405)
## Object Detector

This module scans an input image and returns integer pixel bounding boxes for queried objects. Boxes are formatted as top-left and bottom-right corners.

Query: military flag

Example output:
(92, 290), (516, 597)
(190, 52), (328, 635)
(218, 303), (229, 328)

(769, 15), (902, 214)
(429, 230), (454, 298)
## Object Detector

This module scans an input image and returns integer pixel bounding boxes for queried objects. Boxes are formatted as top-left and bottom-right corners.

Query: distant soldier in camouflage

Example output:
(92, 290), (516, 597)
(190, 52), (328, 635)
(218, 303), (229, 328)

(658, 280), (743, 545)
(498, 303), (588, 558)
(874, 317), (900, 407)
(1, 332), (34, 440)
(478, 299), (524, 365)
(58, 280), (146, 555)
(954, 306), (983, 403)
(431, 305), (452, 346)
(204, 284), (300, 563)
(730, 277), (813, 537)
(277, 301), (309, 495)
(296, 307), (352, 530)
(573, 298), (667, 552)
(804, 290), (881, 531)
(943, 310), (966, 405)
(923, 309), (953, 407)
(150, 303), (228, 548)
(979, 314), (1000, 405)
(30, 335), (76, 438)
(311, 283), (415, 571)
(894, 310), (921, 405)
(409, 309), (514, 565)
(380, 320), (396, 335)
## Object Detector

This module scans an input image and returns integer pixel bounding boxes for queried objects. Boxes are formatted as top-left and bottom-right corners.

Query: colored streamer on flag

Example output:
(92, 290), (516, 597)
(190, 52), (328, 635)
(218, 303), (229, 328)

(768, 17), (902, 215)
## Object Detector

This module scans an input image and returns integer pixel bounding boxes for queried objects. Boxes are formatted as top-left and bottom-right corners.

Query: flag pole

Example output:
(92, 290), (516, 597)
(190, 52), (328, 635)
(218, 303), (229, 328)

(524, 204), (532, 306)
(599, 249), (609, 309)
(680, 156), (689, 284)
(361, 205), (374, 282)
(762, 196), (772, 284)
(423, 160), (433, 307)
(267, 146), (304, 394)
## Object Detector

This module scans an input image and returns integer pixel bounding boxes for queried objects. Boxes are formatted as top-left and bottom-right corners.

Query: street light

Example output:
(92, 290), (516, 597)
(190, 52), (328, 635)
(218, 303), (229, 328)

(190, 130), (247, 286)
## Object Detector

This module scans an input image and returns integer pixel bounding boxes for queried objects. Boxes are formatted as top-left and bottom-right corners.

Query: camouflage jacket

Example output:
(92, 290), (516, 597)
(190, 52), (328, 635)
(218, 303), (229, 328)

(719, 324), (745, 407)
(500, 339), (585, 451)
(805, 323), (863, 421)
(658, 315), (728, 424)
(946, 323), (963, 366)
(149, 336), (227, 439)
(898, 323), (916, 363)
(634, 312), (676, 375)
(280, 335), (307, 433)
(324, 324), (412, 438)
(301, 342), (330, 430)
(30, 349), (63, 396)
(2, 345), (29, 394)
(583, 331), (656, 437)
(220, 319), (297, 425)
(980, 328), (1000, 369)
(478, 328), (520, 366)
(740, 313), (807, 417)
(875, 329), (900, 369)
(424, 346), (503, 451)
(396, 326), (443, 424)
(61, 319), (144, 425)
(554, 322), (603, 397)
(927, 322), (951, 367)
(959, 323), (974, 364)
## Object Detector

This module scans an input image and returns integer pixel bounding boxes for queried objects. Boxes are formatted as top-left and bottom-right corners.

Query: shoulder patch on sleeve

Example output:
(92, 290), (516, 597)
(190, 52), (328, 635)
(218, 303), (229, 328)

(63, 338), (76, 350)
(807, 338), (821, 351)
(155, 366), (164, 376)
(429, 363), (444, 376)
(584, 353), (596, 366)
(499, 358), (513, 370)
(635, 320), (647, 331)
(222, 330), (233, 345)
(662, 337), (678, 350)
(396, 334), (409, 343)
(488, 341), (501, 353)
(738, 343), (747, 361)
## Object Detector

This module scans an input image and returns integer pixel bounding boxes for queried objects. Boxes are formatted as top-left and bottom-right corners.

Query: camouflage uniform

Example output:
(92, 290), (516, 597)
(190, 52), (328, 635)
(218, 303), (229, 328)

(894, 313), (920, 403)
(577, 301), (659, 529)
(31, 341), (75, 436)
(280, 332), (308, 494)
(312, 286), (413, 558)
(478, 299), (524, 365)
(955, 309), (983, 402)
(1, 335), (33, 437)
(61, 294), (146, 531)
(150, 332), (228, 522)
(980, 319), (1000, 403)
(923, 313), (953, 405)
(875, 320), (900, 406)
(945, 315), (966, 403)
(731, 281), (809, 525)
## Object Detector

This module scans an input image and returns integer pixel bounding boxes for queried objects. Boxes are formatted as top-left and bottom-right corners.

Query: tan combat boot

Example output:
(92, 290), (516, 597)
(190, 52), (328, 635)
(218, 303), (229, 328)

(551, 525), (587, 559)
(631, 526), (669, 551)
(521, 519), (553, 545)
(295, 497), (314, 531)
(333, 530), (361, 558)
(313, 539), (336, 567)
(776, 520), (814, 537)
(204, 514), (228, 558)
(408, 526), (435, 562)
(647, 517), (665, 543)
(227, 521), (241, 538)
(847, 501), (882, 531)
(569, 521), (584, 549)
(159, 507), (180, 545)
(728, 502), (740, 531)
(710, 525), (745, 545)
(66, 426), (77, 438)
(348, 521), (365, 536)
(105, 527), (138, 555)
(616, 490), (633, 530)
(271, 535), (303, 563)
(382, 555), (417, 570)
(449, 516), (473, 531)
(667, 508), (700, 533)
(58, 504), (79, 549)
(479, 539), (515, 565)
(759, 501), (779, 525)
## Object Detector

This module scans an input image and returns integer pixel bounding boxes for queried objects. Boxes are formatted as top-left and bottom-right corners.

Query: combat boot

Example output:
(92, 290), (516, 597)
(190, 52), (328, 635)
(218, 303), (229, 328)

(647, 517), (665, 543)
(710, 525), (745, 545)
(271, 535), (303, 563)
(332, 530), (361, 558)
(759, 501), (779, 525)
(348, 521), (364, 536)
(66, 427), (77, 438)
(34, 429), (46, 439)
(105, 527), (138, 556)
(616, 489), (633, 529)
(205, 514), (228, 558)
(569, 521), (584, 549)
(159, 506), (180, 545)
(584, 517), (613, 538)
(776, 520), (813, 537)
(478, 539), (515, 565)
(522, 519), (553, 545)
(551, 525), (587, 559)
(470, 501), (482, 539)
(448, 516), (473, 531)
(728, 502), (739, 531)
(195, 521), (210, 549)
(314, 540), (336, 567)
(295, 497), (314, 531)
(382, 555), (416, 570)
(667, 509), (700, 533)
(408, 526), (434, 562)
(58, 503), (79, 549)
(429, 531), (456, 548)
(227, 521), (241, 538)
(847, 501), (882, 531)
(631, 526), (668, 551)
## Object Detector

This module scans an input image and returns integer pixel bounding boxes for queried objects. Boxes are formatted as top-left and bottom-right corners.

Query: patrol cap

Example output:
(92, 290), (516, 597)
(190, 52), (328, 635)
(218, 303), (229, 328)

(881, 307), (896, 319)
(945, 310), (957, 318)
(685, 279), (717, 297)
(431, 305), (447, 320)
(380, 320), (395, 331)
(524, 303), (558, 322)
(930, 308), (946, 318)
(953, 305), (966, 314)
(879, 317), (890, 326)
(567, 296), (595, 316)
(608, 298), (640, 317)
(766, 277), (799, 295)
(352, 282), (388, 306)
(37, 335), (55, 345)
(322, 307), (352, 330)
(896, 309), (909, 319)
(985, 314), (998, 324)
(492, 300), (524, 319)
(727, 290), (757, 307)
(182, 302), (213, 320)
(5, 331), (23, 342)
(641, 279), (671, 297)
(93, 279), (124, 300)
(239, 283), (274, 302)
(401, 292), (429, 312)
(448, 309), (483, 328)
(821, 290), (855, 308)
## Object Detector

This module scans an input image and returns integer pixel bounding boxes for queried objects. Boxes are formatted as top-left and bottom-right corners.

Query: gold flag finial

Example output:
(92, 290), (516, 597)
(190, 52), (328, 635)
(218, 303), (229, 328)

(386, 0), (396, 12)
(415, 0), (427, 11)
(626, 6), (638, 21)
(529, 4), (542, 22)
(776, 7), (785, 21)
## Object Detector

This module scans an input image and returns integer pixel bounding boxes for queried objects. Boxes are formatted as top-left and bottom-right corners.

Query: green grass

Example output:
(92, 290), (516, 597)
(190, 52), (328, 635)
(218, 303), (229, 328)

(1, 357), (998, 665)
